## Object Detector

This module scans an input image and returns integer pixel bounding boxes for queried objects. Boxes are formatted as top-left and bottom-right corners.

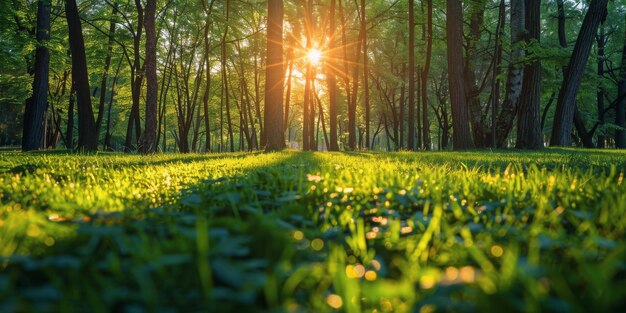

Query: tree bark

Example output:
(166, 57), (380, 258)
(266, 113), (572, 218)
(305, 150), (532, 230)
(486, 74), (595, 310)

(264, 0), (285, 150)
(22, 0), (51, 151)
(494, 0), (525, 147)
(446, 0), (474, 150)
(95, 5), (117, 139)
(327, 0), (339, 151)
(550, 0), (608, 146)
(516, 0), (542, 149)
(596, 24), (606, 148)
(407, 0), (416, 151)
(360, 0), (370, 149)
(66, 0), (97, 151)
(140, 0), (157, 153)
(421, 0), (432, 150)
(616, 14), (626, 148)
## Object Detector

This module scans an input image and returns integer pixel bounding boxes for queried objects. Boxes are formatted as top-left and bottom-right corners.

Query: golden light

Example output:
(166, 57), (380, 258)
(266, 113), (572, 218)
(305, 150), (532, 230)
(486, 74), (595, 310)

(306, 49), (322, 65)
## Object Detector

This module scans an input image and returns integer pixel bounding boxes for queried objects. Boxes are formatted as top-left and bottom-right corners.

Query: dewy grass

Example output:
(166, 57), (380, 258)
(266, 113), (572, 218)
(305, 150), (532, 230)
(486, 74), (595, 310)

(1, 149), (626, 312)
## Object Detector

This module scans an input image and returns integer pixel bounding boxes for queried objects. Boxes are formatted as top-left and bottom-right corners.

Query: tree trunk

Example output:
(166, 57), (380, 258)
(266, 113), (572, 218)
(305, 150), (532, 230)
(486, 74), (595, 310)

(550, 0), (608, 146)
(465, 1), (488, 147)
(407, 0), (416, 151)
(495, 0), (525, 147)
(516, 0), (542, 149)
(596, 24), (605, 148)
(22, 0), (51, 151)
(95, 5), (117, 139)
(140, 0), (157, 153)
(616, 14), (626, 148)
(66, 0), (97, 151)
(360, 0), (370, 149)
(124, 0), (144, 152)
(421, 0), (432, 150)
(264, 0), (285, 150)
(202, 18), (212, 152)
(327, 0), (339, 151)
(446, 0), (474, 150)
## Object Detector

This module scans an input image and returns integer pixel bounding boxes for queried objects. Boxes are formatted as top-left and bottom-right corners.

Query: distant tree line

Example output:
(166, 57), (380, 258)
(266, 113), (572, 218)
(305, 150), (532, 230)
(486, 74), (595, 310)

(1, 0), (625, 152)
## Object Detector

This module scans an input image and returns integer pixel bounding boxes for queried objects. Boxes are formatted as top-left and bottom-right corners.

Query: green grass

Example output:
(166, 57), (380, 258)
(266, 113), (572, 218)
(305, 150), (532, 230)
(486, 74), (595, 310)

(1, 149), (626, 312)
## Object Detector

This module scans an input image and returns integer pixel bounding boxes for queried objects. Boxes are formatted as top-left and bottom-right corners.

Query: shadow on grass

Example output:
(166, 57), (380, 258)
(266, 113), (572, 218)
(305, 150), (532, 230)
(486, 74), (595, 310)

(0, 151), (323, 312)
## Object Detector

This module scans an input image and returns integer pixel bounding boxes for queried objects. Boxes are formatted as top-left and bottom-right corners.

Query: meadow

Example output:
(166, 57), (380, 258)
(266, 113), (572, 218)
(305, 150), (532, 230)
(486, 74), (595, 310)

(1, 149), (625, 312)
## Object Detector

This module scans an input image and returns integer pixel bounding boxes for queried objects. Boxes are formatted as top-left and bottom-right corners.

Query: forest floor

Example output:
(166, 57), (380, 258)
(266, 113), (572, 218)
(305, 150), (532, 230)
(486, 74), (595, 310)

(1, 149), (626, 312)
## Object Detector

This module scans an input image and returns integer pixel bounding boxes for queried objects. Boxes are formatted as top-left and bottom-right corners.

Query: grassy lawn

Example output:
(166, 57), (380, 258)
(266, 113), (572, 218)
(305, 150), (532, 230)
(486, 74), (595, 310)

(1, 149), (626, 312)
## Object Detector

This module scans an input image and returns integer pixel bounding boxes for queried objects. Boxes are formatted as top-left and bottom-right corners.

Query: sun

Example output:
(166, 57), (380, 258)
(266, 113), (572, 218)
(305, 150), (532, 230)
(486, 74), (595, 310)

(306, 49), (322, 65)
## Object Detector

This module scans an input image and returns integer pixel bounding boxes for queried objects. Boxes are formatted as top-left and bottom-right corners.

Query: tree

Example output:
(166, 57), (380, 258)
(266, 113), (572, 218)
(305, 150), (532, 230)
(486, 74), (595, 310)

(264, 0), (285, 151)
(494, 0), (525, 147)
(408, 0), (416, 151)
(22, 0), (51, 151)
(616, 14), (626, 148)
(140, 0), (157, 153)
(66, 0), (97, 151)
(446, 0), (473, 150)
(550, 0), (609, 147)
(327, 0), (339, 151)
(421, 0), (433, 150)
(516, 0), (542, 149)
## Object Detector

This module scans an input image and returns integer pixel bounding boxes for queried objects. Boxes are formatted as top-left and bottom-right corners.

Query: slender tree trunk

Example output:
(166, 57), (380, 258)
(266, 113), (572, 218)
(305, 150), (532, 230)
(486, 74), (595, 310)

(284, 55), (293, 135)
(596, 24), (605, 148)
(22, 0), (51, 151)
(465, 1), (488, 147)
(66, 0), (97, 151)
(221, 0), (234, 152)
(327, 0), (339, 151)
(616, 14), (626, 148)
(516, 0), (542, 149)
(95, 5), (117, 139)
(124, 1), (145, 152)
(495, 0), (525, 147)
(140, 0), (157, 153)
(407, 0), (416, 150)
(360, 0), (370, 149)
(264, 0), (285, 150)
(551, 0), (608, 146)
(446, 0), (473, 150)
(203, 24), (212, 152)
(104, 58), (122, 151)
(421, 0), (432, 150)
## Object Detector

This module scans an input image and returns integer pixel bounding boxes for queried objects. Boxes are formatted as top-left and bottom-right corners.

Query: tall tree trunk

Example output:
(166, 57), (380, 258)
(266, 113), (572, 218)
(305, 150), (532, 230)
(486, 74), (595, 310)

(516, 0), (542, 149)
(221, 0), (234, 152)
(446, 0), (473, 150)
(550, 0), (608, 146)
(421, 0), (432, 150)
(22, 0), (51, 151)
(338, 0), (353, 150)
(616, 14), (626, 148)
(596, 24), (606, 148)
(360, 0), (370, 149)
(140, 0), (157, 153)
(494, 0), (525, 147)
(327, 0), (339, 151)
(203, 20), (212, 153)
(407, 0), (416, 150)
(95, 5), (117, 139)
(104, 58), (122, 151)
(66, 0), (97, 151)
(284, 55), (293, 135)
(264, 0), (285, 150)
(465, 0), (488, 147)
(124, 0), (144, 152)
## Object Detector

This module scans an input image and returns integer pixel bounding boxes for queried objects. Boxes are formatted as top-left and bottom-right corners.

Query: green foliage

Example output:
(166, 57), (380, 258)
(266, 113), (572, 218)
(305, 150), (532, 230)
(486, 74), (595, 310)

(1, 150), (626, 312)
